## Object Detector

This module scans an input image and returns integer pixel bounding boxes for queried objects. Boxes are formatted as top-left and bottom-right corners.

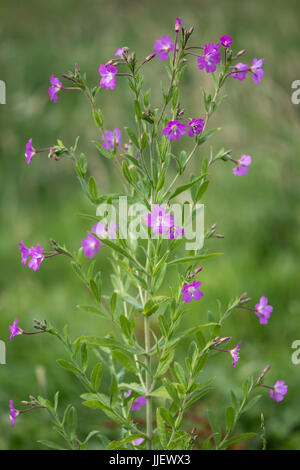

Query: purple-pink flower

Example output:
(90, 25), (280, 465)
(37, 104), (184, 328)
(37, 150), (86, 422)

(250, 58), (264, 84)
(255, 296), (273, 325)
(162, 120), (186, 141)
(92, 221), (118, 239)
(220, 35), (232, 48)
(233, 154), (252, 176)
(25, 138), (36, 164)
(229, 341), (241, 367)
(270, 380), (288, 402)
(99, 64), (117, 90)
(182, 280), (204, 303)
(231, 63), (249, 81)
(82, 233), (102, 258)
(115, 48), (124, 57)
(153, 35), (174, 61)
(9, 318), (23, 341)
(166, 225), (184, 239)
(9, 400), (19, 427)
(48, 74), (62, 103)
(175, 17), (181, 32)
(188, 118), (205, 137)
(102, 128), (122, 151)
(134, 438), (145, 446)
(19, 242), (44, 271)
(147, 205), (174, 234)
(197, 43), (222, 73)
(130, 396), (146, 411)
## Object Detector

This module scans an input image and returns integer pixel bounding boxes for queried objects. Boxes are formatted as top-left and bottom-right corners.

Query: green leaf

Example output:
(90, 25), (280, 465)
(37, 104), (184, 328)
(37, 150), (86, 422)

(125, 127), (139, 148)
(112, 350), (138, 374)
(168, 174), (207, 200)
(92, 140), (113, 160)
(106, 434), (144, 450)
(157, 408), (168, 448)
(56, 359), (81, 375)
(218, 432), (256, 450)
(196, 180), (210, 201)
(77, 304), (106, 317)
(91, 362), (102, 391)
(38, 440), (66, 450)
(66, 406), (77, 440)
(208, 410), (221, 446)
(88, 176), (99, 201)
(225, 406), (235, 433)
(168, 252), (222, 266)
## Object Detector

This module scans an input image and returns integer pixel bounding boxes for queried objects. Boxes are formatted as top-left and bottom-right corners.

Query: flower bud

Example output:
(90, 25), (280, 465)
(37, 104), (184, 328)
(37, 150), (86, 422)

(236, 49), (246, 58)
(175, 17), (181, 33)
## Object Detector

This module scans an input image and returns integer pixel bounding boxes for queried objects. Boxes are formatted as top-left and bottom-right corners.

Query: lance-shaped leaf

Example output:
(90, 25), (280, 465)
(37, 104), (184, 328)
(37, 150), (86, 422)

(167, 252), (223, 266)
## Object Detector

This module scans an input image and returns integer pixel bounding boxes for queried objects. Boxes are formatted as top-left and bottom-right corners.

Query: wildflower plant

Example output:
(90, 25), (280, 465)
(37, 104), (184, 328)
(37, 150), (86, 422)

(11, 18), (287, 451)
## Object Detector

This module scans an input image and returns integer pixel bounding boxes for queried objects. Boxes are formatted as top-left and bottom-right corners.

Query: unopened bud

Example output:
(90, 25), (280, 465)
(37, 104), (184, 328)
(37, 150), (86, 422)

(175, 17), (181, 33)
(236, 49), (246, 58)
(187, 26), (194, 36)
(145, 52), (156, 62)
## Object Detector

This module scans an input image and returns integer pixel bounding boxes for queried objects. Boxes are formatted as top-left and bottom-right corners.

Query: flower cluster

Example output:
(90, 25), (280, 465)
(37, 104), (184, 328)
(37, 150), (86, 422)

(19, 241), (44, 271)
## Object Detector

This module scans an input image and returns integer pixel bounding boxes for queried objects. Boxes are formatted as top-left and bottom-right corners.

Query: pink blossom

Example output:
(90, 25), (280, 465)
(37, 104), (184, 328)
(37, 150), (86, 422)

(134, 438), (145, 445)
(255, 296), (273, 324)
(166, 225), (184, 239)
(130, 396), (146, 411)
(233, 154), (252, 176)
(102, 128), (122, 151)
(153, 35), (174, 61)
(231, 63), (249, 81)
(162, 120), (186, 141)
(82, 233), (102, 258)
(182, 280), (204, 303)
(92, 221), (117, 239)
(115, 48), (124, 57)
(229, 341), (241, 367)
(9, 401), (19, 427)
(25, 138), (36, 164)
(220, 35), (232, 48)
(99, 64), (117, 90)
(19, 242), (44, 271)
(9, 318), (23, 341)
(197, 43), (222, 73)
(251, 58), (264, 84)
(48, 74), (62, 103)
(188, 118), (205, 137)
(147, 205), (174, 234)
(270, 380), (288, 402)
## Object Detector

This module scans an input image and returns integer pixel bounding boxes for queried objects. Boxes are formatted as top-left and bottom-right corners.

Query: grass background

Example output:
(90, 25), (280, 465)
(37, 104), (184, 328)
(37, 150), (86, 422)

(0, 0), (300, 449)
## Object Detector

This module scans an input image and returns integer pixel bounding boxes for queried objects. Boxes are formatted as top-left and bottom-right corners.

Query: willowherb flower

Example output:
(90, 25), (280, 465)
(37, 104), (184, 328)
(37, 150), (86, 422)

(250, 58), (264, 84)
(99, 64), (117, 90)
(25, 138), (36, 164)
(270, 380), (288, 402)
(134, 438), (145, 446)
(9, 400), (19, 427)
(92, 221), (118, 240)
(182, 280), (204, 303)
(115, 48), (125, 57)
(19, 242), (44, 271)
(153, 35), (174, 61)
(233, 154), (252, 176)
(82, 233), (102, 258)
(175, 17), (181, 33)
(188, 118), (205, 137)
(166, 224), (184, 239)
(229, 341), (242, 367)
(255, 296), (273, 324)
(162, 120), (186, 141)
(9, 318), (23, 341)
(102, 128), (122, 151)
(220, 35), (232, 48)
(231, 62), (249, 81)
(197, 43), (222, 73)
(130, 396), (146, 411)
(28, 245), (44, 271)
(48, 74), (62, 103)
(147, 205), (174, 234)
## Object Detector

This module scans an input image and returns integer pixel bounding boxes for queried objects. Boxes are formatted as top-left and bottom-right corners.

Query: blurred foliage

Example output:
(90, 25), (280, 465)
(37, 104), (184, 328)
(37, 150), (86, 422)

(0, 0), (300, 450)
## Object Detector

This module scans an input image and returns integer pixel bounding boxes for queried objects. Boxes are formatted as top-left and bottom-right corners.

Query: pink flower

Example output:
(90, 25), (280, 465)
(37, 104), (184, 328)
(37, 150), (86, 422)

(130, 396), (146, 411)
(134, 438), (145, 446)
(197, 43), (222, 73)
(19, 242), (44, 271)
(166, 225), (184, 239)
(99, 64), (117, 90)
(153, 35), (174, 61)
(229, 341), (241, 367)
(255, 296), (273, 325)
(251, 58), (264, 84)
(182, 280), (204, 303)
(102, 128), (122, 151)
(115, 48), (124, 57)
(175, 17), (181, 32)
(92, 221), (117, 239)
(48, 74), (62, 103)
(220, 35), (232, 48)
(147, 205), (174, 235)
(82, 233), (102, 258)
(25, 138), (36, 164)
(231, 62), (249, 81)
(9, 318), (23, 340)
(162, 120), (186, 141)
(270, 380), (288, 402)
(233, 154), (252, 176)
(188, 118), (205, 137)
(9, 400), (19, 427)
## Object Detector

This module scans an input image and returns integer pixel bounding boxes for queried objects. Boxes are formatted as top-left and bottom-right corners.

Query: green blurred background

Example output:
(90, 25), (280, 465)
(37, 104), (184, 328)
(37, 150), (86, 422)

(0, 0), (299, 450)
